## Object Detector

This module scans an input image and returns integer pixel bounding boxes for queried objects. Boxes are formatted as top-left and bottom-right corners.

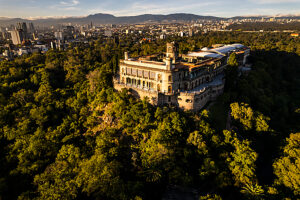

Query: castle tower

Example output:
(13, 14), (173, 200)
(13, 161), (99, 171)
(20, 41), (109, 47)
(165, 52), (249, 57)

(165, 57), (172, 71)
(124, 52), (129, 60)
(166, 42), (178, 63)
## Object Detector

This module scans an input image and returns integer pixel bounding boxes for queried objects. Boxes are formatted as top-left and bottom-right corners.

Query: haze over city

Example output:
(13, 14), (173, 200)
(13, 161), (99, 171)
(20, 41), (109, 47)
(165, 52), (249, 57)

(1, 0), (300, 18)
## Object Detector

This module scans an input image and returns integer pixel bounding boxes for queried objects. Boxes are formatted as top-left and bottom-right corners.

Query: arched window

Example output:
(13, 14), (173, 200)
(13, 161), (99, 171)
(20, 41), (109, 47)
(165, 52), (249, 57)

(168, 85), (172, 93)
(157, 74), (161, 81)
(157, 84), (161, 92)
(184, 83), (188, 90)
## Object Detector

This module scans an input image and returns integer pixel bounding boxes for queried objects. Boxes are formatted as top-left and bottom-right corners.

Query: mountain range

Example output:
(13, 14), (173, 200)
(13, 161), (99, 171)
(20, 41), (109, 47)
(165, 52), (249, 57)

(0, 13), (300, 26)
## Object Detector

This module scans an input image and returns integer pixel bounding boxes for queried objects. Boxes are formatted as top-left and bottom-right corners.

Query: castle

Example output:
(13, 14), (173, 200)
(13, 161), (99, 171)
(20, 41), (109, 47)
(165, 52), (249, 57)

(114, 42), (250, 111)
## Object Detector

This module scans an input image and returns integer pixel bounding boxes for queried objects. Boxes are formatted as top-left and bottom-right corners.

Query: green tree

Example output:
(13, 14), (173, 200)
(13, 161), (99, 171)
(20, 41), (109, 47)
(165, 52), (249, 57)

(227, 53), (238, 67)
(223, 130), (259, 188)
(273, 133), (300, 195)
(34, 145), (81, 200)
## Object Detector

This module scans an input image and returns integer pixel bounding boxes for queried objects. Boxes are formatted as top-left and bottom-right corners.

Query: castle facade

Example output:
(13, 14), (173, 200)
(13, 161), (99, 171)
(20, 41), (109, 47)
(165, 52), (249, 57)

(114, 42), (250, 111)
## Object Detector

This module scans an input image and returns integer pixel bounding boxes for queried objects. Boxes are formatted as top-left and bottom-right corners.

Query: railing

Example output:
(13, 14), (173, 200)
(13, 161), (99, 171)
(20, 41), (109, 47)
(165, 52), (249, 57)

(115, 82), (157, 93)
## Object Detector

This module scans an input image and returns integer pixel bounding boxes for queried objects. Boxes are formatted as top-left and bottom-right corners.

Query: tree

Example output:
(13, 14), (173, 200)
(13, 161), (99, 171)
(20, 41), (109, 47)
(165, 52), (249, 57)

(273, 133), (300, 195)
(34, 145), (81, 200)
(223, 130), (259, 188)
(199, 194), (222, 200)
(230, 103), (270, 132)
(227, 53), (238, 67)
(76, 129), (129, 199)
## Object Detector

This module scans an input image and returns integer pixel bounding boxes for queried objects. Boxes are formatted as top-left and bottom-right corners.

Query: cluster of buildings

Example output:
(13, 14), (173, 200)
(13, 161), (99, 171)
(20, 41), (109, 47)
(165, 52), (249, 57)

(0, 21), (207, 60)
(0, 22), (92, 60)
(114, 42), (250, 111)
(0, 16), (299, 61)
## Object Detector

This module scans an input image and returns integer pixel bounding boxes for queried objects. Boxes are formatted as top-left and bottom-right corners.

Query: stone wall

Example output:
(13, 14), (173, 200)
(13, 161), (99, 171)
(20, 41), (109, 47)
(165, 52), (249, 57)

(115, 81), (225, 112)
(177, 82), (224, 111)
(114, 83), (160, 105)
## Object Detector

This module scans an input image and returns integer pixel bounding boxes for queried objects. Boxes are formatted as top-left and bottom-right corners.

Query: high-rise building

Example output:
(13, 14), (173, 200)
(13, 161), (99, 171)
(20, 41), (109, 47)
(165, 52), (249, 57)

(17, 22), (28, 39)
(17, 22), (27, 33)
(10, 30), (24, 45)
(66, 26), (75, 34)
(54, 31), (64, 41)
(29, 23), (35, 32)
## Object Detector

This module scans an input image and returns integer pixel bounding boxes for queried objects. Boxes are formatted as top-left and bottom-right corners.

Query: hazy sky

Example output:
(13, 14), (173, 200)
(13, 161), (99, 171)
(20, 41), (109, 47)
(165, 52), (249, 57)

(0, 0), (300, 18)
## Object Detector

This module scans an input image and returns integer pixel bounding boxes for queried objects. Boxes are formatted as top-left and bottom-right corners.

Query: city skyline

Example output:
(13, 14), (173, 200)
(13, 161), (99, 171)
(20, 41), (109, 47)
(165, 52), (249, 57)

(0, 0), (300, 19)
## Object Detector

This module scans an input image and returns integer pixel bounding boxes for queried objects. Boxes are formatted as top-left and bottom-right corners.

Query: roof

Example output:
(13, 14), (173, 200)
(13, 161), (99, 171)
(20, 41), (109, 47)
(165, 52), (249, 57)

(187, 51), (223, 58)
(187, 43), (246, 58)
(210, 43), (245, 54)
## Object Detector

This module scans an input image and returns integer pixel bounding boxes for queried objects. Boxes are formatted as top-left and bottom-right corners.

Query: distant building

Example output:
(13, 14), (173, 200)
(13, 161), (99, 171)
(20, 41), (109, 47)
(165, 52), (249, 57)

(269, 17), (275, 22)
(2, 49), (13, 60)
(160, 34), (166, 40)
(114, 42), (250, 111)
(189, 29), (194, 37)
(10, 30), (24, 45)
(17, 22), (27, 33)
(54, 31), (64, 41)
(104, 30), (112, 37)
(17, 22), (28, 39)
(29, 22), (35, 32)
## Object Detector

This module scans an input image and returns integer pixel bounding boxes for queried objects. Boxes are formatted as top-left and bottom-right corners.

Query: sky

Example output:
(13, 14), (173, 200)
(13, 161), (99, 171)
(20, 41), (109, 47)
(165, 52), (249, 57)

(0, 0), (300, 18)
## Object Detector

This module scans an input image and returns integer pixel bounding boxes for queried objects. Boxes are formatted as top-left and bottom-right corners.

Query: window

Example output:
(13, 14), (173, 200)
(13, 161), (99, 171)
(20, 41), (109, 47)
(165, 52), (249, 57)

(157, 74), (161, 81)
(121, 68), (124, 74)
(126, 68), (131, 75)
(150, 82), (154, 89)
(144, 71), (149, 78)
(186, 99), (192, 103)
(132, 68), (137, 76)
(150, 72), (156, 80)
(168, 75), (172, 82)
(184, 83), (188, 90)
(168, 85), (172, 93)
(138, 70), (143, 77)
(157, 84), (161, 92)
